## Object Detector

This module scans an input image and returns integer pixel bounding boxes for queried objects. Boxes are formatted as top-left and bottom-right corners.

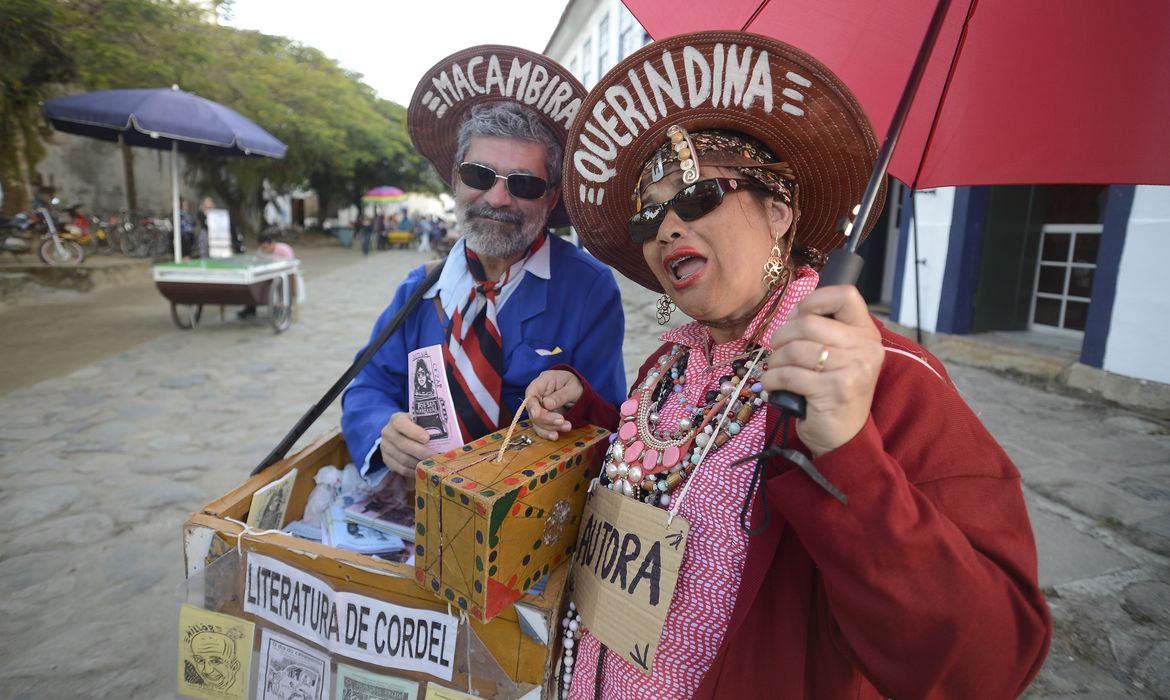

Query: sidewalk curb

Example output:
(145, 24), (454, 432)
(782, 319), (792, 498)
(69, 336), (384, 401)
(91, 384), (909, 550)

(882, 319), (1170, 421)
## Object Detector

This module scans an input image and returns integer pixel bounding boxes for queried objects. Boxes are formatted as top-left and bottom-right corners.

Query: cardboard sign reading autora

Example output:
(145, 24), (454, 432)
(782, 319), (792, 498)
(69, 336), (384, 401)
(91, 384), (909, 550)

(417, 53), (582, 128)
(572, 43), (811, 203)
(244, 553), (458, 681)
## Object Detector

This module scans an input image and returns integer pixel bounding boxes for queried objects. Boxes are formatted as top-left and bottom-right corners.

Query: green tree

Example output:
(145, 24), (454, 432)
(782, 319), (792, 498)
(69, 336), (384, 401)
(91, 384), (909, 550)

(0, 0), (76, 215)
(2, 0), (440, 229)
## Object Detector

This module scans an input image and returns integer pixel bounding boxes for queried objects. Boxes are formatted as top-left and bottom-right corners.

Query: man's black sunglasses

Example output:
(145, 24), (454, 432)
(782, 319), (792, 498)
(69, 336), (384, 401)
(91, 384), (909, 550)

(457, 162), (549, 200)
(628, 178), (765, 243)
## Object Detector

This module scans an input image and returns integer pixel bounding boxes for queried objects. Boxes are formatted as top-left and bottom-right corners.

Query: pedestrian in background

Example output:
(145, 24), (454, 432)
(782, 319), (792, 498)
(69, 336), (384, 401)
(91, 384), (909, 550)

(179, 197), (195, 259)
(196, 197), (214, 259)
(358, 214), (373, 256)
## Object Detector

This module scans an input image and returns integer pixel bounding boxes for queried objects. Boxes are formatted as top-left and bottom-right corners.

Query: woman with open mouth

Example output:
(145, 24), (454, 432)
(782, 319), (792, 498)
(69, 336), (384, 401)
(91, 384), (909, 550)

(525, 31), (1051, 700)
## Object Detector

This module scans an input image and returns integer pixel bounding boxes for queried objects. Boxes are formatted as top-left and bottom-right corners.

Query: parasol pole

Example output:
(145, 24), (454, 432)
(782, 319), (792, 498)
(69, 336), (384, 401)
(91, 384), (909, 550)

(768, 0), (954, 418)
(171, 140), (182, 263)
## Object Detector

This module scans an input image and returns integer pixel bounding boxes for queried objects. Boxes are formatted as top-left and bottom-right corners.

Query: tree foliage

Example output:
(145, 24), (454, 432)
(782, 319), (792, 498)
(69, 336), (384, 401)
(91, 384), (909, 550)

(0, 0), (440, 224)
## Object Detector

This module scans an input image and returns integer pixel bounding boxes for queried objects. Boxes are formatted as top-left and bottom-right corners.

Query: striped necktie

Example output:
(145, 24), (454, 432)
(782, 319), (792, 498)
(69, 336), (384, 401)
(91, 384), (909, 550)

(443, 235), (544, 441)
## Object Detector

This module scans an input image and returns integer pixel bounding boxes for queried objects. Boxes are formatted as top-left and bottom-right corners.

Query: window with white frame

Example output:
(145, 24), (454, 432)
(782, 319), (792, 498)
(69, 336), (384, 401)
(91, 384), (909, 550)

(598, 13), (611, 76)
(582, 37), (594, 88)
(619, 6), (645, 58)
(1030, 223), (1102, 332)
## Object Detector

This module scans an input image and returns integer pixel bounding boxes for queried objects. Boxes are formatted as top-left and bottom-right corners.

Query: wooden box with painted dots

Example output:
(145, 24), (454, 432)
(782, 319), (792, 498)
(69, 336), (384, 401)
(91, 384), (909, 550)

(414, 421), (609, 623)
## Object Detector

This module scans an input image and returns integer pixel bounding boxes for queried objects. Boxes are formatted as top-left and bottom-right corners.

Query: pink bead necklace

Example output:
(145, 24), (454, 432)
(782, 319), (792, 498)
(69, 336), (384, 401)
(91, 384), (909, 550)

(600, 344), (769, 508)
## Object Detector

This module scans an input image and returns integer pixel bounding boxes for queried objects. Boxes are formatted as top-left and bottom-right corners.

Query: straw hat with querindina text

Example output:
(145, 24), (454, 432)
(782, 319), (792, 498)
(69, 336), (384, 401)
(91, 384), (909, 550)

(408, 45), (587, 228)
(563, 31), (883, 293)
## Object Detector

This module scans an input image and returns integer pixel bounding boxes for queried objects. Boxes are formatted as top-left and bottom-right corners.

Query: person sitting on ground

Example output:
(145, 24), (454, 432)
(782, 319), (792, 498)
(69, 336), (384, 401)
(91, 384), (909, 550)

(238, 233), (296, 319)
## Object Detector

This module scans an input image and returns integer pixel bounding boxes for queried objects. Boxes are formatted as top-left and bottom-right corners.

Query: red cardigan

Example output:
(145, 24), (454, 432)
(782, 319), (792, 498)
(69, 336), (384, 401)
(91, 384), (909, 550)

(561, 321), (1051, 699)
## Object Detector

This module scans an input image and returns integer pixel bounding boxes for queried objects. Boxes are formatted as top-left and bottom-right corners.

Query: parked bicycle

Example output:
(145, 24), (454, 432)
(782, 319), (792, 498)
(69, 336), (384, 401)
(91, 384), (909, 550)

(122, 214), (173, 258)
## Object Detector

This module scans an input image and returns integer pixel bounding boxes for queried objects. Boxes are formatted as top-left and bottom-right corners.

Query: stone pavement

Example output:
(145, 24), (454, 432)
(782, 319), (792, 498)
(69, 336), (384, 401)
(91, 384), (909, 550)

(0, 244), (1166, 698)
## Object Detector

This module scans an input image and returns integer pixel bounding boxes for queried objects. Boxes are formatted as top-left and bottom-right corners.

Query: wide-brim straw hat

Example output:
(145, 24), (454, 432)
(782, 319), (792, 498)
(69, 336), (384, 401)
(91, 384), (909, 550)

(563, 31), (883, 292)
(408, 45), (587, 228)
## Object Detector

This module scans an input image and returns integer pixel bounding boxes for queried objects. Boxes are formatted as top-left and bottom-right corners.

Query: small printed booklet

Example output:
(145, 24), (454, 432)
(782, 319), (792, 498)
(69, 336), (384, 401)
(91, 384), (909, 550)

(407, 345), (464, 453)
(342, 473), (416, 540)
(334, 664), (419, 700)
(248, 468), (298, 531)
(257, 629), (329, 700)
(322, 505), (406, 556)
(177, 605), (255, 700)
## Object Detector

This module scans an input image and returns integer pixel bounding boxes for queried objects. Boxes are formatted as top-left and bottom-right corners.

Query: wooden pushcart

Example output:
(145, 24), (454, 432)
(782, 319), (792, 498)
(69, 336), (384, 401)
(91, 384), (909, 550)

(152, 256), (299, 332)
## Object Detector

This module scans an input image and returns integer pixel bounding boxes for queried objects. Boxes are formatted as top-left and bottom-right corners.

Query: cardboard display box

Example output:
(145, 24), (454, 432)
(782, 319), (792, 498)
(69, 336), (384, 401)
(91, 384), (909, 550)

(182, 428), (572, 698)
(415, 422), (609, 623)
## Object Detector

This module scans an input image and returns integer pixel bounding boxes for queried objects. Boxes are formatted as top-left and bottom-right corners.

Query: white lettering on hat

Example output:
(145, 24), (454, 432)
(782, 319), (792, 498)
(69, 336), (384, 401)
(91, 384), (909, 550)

(484, 55), (507, 96)
(524, 65), (550, 105)
(573, 43), (785, 201)
(466, 57), (485, 94)
(644, 52), (685, 117)
(423, 54), (581, 131)
(506, 58), (531, 100)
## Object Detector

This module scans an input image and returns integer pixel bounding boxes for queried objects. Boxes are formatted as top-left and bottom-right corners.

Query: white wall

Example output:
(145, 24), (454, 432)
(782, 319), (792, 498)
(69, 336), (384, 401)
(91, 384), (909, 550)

(546, 0), (649, 88)
(892, 187), (954, 333)
(1103, 185), (1170, 384)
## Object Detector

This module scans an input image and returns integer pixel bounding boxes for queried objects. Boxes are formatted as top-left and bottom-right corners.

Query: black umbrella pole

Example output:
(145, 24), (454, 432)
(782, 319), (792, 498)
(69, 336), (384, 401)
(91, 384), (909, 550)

(251, 260), (447, 476)
(768, 0), (953, 419)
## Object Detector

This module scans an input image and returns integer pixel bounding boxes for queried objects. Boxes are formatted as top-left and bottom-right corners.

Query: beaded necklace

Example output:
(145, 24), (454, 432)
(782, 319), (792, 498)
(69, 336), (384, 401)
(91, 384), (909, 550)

(598, 343), (769, 509)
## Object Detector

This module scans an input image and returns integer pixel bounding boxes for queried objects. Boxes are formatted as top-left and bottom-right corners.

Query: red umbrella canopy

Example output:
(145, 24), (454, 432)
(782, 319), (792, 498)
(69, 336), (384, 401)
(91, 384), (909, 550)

(623, 0), (1170, 187)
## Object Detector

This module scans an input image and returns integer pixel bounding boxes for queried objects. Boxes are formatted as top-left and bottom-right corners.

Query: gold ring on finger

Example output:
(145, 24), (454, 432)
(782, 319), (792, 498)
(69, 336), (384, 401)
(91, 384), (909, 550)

(815, 346), (830, 373)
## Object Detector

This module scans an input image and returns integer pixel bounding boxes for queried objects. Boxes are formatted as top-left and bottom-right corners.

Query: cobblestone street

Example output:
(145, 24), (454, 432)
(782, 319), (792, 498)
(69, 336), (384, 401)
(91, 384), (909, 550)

(0, 242), (1166, 698)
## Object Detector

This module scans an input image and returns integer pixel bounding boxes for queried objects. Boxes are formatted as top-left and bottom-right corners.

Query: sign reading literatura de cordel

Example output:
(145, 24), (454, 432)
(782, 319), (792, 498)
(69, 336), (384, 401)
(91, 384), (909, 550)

(417, 53), (583, 129)
(571, 42), (811, 205)
(244, 553), (458, 681)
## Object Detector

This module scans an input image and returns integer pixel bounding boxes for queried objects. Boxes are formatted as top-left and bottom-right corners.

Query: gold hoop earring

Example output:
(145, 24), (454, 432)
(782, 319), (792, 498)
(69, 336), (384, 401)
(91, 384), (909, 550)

(656, 294), (675, 325)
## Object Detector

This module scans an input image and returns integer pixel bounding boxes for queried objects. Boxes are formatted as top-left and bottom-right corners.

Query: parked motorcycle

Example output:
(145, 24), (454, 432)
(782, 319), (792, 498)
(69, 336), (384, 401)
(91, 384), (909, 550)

(0, 212), (34, 260)
(34, 198), (86, 266)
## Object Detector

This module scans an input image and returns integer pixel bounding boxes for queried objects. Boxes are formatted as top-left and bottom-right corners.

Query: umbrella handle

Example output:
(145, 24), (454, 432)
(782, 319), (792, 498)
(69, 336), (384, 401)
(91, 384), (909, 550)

(766, 0), (952, 423)
(767, 248), (864, 419)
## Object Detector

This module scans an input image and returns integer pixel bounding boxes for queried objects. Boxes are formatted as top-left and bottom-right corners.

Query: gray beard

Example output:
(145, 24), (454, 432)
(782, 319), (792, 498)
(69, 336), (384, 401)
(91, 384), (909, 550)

(457, 204), (543, 259)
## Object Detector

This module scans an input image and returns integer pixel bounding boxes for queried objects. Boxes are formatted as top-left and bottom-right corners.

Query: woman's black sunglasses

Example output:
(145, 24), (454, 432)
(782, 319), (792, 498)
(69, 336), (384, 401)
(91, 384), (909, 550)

(627, 178), (764, 243)
(457, 162), (549, 200)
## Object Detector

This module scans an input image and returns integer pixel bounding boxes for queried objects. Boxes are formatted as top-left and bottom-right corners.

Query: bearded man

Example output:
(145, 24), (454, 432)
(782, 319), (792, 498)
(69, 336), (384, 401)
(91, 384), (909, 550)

(342, 47), (625, 479)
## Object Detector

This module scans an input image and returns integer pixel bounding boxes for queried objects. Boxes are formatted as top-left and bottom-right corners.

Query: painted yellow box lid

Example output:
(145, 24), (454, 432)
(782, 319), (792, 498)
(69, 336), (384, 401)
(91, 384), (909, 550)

(414, 422), (610, 622)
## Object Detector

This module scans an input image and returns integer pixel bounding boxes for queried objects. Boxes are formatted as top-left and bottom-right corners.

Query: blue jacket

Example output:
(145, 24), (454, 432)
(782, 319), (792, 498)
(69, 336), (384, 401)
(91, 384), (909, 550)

(341, 234), (626, 475)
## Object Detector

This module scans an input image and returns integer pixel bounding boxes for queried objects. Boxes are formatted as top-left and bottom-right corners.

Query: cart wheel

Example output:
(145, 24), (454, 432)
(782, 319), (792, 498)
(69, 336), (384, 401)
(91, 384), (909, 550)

(269, 275), (292, 333)
(170, 303), (203, 330)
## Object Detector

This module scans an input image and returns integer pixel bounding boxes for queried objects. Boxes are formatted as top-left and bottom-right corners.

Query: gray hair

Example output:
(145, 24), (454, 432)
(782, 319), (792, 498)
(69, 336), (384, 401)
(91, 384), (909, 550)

(453, 102), (563, 187)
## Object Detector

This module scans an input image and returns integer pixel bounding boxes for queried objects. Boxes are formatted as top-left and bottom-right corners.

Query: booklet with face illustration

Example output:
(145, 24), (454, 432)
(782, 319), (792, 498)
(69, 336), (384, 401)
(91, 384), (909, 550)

(247, 468), (298, 531)
(342, 472), (416, 540)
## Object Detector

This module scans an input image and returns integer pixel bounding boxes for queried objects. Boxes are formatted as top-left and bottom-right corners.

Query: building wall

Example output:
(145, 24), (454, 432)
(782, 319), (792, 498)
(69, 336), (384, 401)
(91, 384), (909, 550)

(34, 132), (199, 217)
(892, 187), (954, 333)
(545, 0), (651, 88)
(1103, 185), (1170, 384)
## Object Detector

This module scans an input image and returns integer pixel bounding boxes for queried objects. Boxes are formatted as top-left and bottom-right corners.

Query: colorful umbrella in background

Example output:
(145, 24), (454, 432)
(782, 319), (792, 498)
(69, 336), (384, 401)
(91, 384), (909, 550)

(623, 0), (1170, 189)
(43, 86), (287, 263)
(361, 186), (408, 204)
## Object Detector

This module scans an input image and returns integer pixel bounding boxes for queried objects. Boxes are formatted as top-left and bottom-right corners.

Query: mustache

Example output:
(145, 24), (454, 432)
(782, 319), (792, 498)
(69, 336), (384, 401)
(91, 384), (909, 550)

(465, 204), (523, 226)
